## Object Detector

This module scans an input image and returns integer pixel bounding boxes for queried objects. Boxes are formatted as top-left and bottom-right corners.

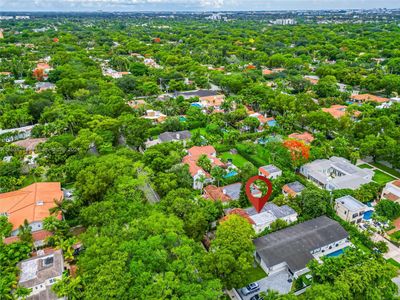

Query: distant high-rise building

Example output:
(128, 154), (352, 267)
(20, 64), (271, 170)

(271, 18), (297, 25)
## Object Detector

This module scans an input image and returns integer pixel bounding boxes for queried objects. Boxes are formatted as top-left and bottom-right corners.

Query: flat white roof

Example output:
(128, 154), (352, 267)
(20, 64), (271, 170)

(335, 195), (366, 211)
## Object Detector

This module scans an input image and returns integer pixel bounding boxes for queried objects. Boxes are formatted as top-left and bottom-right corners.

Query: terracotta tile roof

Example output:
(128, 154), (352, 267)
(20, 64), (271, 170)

(222, 208), (255, 225)
(3, 230), (53, 245)
(288, 132), (314, 144)
(200, 95), (225, 107)
(188, 146), (216, 160)
(183, 146), (224, 177)
(36, 62), (51, 70)
(383, 193), (400, 202)
(282, 185), (296, 197)
(204, 185), (230, 202)
(322, 105), (360, 119)
(12, 138), (48, 152)
(259, 168), (270, 177)
(0, 183), (63, 231)
(351, 94), (389, 103)
(392, 180), (400, 188)
(182, 155), (210, 178)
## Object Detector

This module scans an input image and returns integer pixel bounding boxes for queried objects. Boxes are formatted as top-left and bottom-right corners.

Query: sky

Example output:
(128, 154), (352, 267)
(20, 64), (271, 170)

(0, 0), (399, 12)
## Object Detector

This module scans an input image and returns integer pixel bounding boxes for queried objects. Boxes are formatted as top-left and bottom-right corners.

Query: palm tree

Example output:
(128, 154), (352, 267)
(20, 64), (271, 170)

(196, 174), (207, 192)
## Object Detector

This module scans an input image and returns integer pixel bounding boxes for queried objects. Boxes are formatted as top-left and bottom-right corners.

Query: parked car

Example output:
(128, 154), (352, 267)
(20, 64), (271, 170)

(250, 294), (264, 300)
(241, 282), (260, 296)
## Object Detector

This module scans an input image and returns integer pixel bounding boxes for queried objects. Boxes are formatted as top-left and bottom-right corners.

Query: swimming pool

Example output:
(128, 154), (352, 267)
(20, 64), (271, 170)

(325, 247), (348, 258)
(224, 171), (238, 178)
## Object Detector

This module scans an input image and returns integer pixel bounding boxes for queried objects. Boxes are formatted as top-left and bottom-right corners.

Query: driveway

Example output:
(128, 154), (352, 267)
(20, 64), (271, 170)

(238, 270), (293, 300)
(373, 234), (400, 263)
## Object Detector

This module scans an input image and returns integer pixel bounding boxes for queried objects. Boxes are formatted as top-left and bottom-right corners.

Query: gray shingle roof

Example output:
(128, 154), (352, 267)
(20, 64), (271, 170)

(285, 181), (305, 193)
(18, 249), (64, 300)
(174, 89), (220, 98)
(245, 203), (296, 218)
(222, 183), (242, 200)
(159, 130), (191, 142)
(254, 216), (348, 273)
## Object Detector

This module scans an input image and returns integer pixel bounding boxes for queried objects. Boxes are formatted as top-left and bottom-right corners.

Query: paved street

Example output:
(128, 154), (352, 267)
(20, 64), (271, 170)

(238, 270), (293, 300)
(372, 234), (400, 263)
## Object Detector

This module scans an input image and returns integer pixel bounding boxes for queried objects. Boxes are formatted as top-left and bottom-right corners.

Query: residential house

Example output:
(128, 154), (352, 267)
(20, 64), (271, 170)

(102, 67), (131, 79)
(322, 105), (360, 119)
(145, 130), (191, 148)
(0, 71), (13, 78)
(304, 75), (320, 85)
(0, 124), (36, 142)
(288, 132), (314, 144)
(300, 156), (374, 191)
(142, 110), (167, 124)
(128, 99), (147, 109)
(262, 68), (285, 76)
(335, 195), (369, 224)
(254, 216), (349, 278)
(13, 138), (48, 154)
(34, 62), (53, 80)
(381, 180), (400, 203)
(143, 58), (162, 69)
(0, 183), (63, 247)
(204, 182), (242, 203)
(225, 203), (298, 234)
(282, 181), (305, 197)
(351, 94), (389, 104)
(259, 165), (282, 180)
(182, 146), (225, 190)
(17, 249), (65, 300)
(35, 82), (56, 92)
(249, 112), (269, 132)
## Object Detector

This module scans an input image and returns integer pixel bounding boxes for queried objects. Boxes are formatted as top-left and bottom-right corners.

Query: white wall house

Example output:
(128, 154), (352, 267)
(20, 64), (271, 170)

(335, 195), (369, 224)
(254, 216), (349, 278)
(300, 157), (373, 191)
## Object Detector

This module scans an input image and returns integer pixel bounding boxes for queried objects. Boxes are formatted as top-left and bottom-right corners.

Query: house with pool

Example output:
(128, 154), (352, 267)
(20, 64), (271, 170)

(253, 216), (350, 279)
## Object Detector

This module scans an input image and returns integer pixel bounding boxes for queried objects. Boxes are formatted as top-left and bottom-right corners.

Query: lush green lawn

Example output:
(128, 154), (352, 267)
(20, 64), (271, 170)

(220, 152), (250, 169)
(21, 174), (41, 187)
(370, 162), (400, 178)
(359, 163), (373, 169)
(387, 258), (400, 269)
(373, 170), (396, 184)
(242, 264), (267, 286)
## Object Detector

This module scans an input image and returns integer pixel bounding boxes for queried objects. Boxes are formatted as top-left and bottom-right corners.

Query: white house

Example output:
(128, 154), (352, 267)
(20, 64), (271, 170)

(225, 203), (298, 234)
(300, 157), (373, 191)
(259, 165), (282, 180)
(335, 195), (369, 224)
(254, 216), (350, 278)
(381, 180), (400, 203)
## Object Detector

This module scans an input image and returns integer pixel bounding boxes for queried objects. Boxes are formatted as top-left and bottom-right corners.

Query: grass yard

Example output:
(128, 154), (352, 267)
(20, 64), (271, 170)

(387, 258), (400, 269)
(243, 264), (267, 286)
(370, 162), (400, 178)
(358, 163), (373, 169)
(220, 152), (250, 168)
(21, 174), (42, 187)
(373, 170), (396, 184)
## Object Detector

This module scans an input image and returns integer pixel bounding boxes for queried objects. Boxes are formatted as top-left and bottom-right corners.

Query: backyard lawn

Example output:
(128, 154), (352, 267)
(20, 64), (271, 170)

(359, 163), (373, 169)
(242, 264), (267, 285)
(220, 152), (250, 169)
(387, 258), (400, 270)
(373, 170), (396, 184)
(370, 162), (400, 178)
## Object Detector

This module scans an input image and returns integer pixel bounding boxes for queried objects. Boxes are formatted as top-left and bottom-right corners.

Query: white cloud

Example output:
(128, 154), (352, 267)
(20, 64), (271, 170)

(60, 0), (226, 8)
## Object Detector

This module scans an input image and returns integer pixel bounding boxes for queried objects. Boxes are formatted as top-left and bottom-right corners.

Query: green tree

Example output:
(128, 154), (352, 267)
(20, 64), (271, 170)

(206, 215), (255, 289)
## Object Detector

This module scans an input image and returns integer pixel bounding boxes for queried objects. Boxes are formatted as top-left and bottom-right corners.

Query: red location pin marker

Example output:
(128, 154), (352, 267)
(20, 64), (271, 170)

(245, 175), (273, 213)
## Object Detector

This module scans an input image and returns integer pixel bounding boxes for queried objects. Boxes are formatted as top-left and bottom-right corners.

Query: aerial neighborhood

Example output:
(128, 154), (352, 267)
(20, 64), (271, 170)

(1, 7), (400, 300)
